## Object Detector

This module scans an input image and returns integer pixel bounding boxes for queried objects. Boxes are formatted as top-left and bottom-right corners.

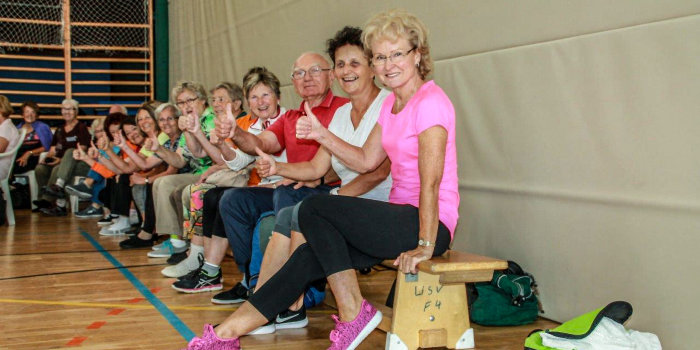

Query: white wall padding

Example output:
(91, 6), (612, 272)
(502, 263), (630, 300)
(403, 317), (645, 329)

(169, 2), (700, 347)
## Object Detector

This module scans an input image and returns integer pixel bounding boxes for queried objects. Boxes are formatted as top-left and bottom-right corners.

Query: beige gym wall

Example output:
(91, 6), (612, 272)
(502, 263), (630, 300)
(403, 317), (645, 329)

(169, 1), (700, 348)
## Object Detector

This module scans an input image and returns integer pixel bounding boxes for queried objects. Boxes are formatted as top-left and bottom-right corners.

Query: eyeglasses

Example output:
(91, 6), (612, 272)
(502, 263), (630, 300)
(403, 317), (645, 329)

(158, 116), (176, 122)
(371, 47), (417, 66)
(291, 65), (331, 80)
(61, 107), (76, 111)
(176, 97), (199, 107)
(211, 96), (232, 104)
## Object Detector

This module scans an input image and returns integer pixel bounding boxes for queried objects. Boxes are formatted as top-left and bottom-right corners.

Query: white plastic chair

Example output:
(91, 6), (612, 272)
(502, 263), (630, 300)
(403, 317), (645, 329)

(1, 128), (27, 226)
(14, 152), (45, 210)
(69, 175), (87, 213)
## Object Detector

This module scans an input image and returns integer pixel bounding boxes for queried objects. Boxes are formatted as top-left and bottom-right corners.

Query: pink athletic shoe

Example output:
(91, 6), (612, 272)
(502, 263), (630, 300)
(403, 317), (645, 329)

(185, 324), (240, 350)
(328, 299), (383, 350)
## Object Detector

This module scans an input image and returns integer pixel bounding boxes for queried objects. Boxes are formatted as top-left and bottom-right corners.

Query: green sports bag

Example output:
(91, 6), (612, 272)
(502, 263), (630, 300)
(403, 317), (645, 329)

(468, 261), (541, 326)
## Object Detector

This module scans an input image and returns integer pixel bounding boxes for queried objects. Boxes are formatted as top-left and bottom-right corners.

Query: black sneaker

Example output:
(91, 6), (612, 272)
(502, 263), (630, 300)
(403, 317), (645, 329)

(275, 305), (308, 329)
(167, 251), (188, 265)
(172, 269), (223, 293)
(32, 199), (52, 211)
(44, 184), (66, 199)
(97, 215), (117, 226)
(75, 205), (103, 218)
(119, 235), (155, 249)
(40, 206), (67, 217)
(65, 182), (92, 199)
(210, 282), (249, 305)
(176, 254), (205, 281)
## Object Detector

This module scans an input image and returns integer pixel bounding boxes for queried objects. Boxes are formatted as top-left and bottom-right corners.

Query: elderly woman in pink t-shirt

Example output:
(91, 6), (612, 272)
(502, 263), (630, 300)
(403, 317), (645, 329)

(184, 10), (458, 350)
(292, 9), (460, 349)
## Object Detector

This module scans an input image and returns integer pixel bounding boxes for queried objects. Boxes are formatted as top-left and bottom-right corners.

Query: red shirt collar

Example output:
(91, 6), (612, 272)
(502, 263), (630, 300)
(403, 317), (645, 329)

(296, 89), (336, 111)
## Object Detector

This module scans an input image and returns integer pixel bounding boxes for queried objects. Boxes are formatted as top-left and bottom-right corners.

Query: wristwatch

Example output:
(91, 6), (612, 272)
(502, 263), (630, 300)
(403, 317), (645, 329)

(418, 239), (435, 247)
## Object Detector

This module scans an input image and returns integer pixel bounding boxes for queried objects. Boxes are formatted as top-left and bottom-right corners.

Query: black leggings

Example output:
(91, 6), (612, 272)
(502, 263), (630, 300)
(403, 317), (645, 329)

(249, 194), (451, 319)
(201, 186), (231, 238)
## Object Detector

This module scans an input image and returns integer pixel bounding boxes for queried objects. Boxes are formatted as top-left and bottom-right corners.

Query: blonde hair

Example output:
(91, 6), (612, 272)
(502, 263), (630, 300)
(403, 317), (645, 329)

(91, 117), (105, 131)
(0, 95), (12, 118)
(362, 9), (433, 79)
(171, 81), (208, 105)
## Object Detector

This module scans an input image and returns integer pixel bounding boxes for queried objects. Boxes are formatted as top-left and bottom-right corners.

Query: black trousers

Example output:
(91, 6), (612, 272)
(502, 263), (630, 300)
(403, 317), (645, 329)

(140, 184), (156, 234)
(201, 186), (231, 238)
(109, 175), (133, 216)
(249, 194), (451, 319)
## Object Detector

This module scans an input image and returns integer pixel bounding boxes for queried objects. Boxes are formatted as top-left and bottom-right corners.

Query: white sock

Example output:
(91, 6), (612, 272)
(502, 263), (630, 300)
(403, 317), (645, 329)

(202, 262), (220, 275)
(183, 244), (204, 268)
(170, 236), (187, 248)
(189, 243), (204, 257)
(56, 178), (65, 187)
(56, 199), (66, 207)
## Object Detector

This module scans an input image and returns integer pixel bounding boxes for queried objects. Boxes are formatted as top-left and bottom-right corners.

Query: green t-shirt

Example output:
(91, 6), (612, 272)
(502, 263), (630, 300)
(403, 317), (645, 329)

(178, 106), (216, 175)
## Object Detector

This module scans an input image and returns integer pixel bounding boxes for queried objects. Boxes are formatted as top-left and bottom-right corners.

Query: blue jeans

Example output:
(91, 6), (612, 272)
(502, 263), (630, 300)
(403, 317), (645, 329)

(218, 184), (332, 274)
(87, 170), (106, 206)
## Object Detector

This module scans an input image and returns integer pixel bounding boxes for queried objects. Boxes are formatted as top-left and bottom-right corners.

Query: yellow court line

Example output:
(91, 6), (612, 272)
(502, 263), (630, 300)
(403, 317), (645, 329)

(0, 298), (336, 314)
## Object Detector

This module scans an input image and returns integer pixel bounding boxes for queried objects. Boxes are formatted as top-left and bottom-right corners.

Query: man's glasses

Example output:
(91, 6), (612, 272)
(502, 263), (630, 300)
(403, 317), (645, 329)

(291, 65), (331, 80)
(371, 47), (417, 66)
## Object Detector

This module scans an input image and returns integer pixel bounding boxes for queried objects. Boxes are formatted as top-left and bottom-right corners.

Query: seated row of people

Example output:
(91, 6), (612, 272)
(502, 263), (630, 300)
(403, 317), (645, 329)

(183, 9), (458, 350)
(2, 8), (458, 350)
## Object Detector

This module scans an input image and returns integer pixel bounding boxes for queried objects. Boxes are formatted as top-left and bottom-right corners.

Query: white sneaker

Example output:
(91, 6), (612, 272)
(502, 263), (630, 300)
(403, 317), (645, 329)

(161, 252), (203, 278)
(102, 216), (131, 235)
(99, 226), (122, 236)
(247, 321), (276, 335)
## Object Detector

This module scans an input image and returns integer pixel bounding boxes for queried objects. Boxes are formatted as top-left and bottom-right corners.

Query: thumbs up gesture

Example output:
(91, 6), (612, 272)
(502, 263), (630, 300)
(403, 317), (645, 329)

(144, 134), (159, 152)
(296, 102), (325, 140)
(114, 131), (127, 148)
(215, 103), (238, 141)
(255, 146), (277, 178)
(87, 141), (99, 158)
(185, 111), (201, 134)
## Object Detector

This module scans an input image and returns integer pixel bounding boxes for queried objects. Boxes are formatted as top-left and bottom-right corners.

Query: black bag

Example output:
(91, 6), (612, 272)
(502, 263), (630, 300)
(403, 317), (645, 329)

(10, 182), (31, 210)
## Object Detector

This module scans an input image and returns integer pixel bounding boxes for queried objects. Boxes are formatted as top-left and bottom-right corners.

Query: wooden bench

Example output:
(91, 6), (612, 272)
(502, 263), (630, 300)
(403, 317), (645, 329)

(375, 251), (507, 350)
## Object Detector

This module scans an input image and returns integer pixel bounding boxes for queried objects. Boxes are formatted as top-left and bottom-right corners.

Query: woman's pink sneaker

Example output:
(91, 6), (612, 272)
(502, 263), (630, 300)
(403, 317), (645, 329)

(328, 299), (383, 350)
(186, 324), (240, 350)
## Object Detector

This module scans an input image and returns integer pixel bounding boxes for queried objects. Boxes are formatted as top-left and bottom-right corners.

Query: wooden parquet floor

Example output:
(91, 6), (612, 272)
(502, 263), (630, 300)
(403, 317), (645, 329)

(0, 209), (557, 349)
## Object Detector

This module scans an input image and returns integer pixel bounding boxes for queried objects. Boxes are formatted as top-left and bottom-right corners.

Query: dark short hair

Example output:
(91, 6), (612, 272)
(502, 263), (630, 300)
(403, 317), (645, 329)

(327, 26), (364, 64)
(20, 100), (40, 118)
(120, 114), (138, 130)
(104, 112), (126, 141)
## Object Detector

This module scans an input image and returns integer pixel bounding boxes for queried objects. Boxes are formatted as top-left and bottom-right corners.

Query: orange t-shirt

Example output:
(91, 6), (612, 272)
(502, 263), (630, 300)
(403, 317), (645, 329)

(230, 114), (261, 186)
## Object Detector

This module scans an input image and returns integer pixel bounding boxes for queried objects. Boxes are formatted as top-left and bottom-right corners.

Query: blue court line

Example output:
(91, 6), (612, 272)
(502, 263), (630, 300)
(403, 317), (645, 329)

(80, 230), (195, 341)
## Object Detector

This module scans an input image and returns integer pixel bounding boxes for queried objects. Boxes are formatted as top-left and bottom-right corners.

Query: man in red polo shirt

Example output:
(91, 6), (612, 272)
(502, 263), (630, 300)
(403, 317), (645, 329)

(189, 53), (347, 306)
